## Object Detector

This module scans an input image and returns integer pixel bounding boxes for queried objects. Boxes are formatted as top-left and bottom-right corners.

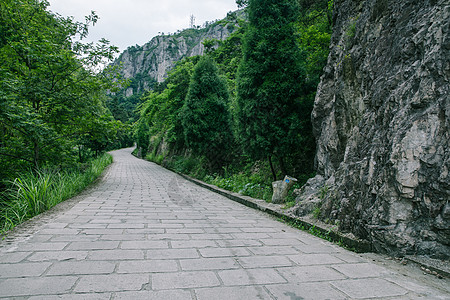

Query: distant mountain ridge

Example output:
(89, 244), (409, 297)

(112, 10), (244, 96)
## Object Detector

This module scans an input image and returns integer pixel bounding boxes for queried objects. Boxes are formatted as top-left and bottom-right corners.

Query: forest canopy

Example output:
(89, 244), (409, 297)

(134, 0), (333, 187)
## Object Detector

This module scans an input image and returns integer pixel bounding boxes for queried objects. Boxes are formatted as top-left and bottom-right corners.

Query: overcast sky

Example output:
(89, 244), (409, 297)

(48, 0), (239, 53)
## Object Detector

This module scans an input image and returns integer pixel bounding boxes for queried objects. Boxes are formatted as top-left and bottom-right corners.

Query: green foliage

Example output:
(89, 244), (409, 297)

(136, 57), (197, 155)
(181, 56), (233, 169)
(0, 153), (112, 234)
(319, 184), (329, 199)
(296, 0), (333, 90)
(236, 0), (308, 179)
(132, 0), (332, 196)
(0, 0), (121, 182)
(204, 173), (273, 201)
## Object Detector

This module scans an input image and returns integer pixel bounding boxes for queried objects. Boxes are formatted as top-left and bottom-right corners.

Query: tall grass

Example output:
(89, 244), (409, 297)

(203, 173), (273, 202)
(0, 153), (112, 234)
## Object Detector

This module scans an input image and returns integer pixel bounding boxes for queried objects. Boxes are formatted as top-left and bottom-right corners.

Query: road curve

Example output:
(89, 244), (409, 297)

(0, 147), (448, 299)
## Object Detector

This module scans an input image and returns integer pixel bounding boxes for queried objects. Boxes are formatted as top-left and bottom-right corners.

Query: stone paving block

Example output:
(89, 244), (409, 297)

(247, 245), (299, 255)
(216, 239), (262, 247)
(0, 251), (31, 263)
(81, 229), (124, 235)
(27, 251), (88, 262)
(0, 262), (51, 278)
(199, 247), (251, 258)
(148, 233), (190, 240)
(180, 257), (240, 271)
(117, 260), (178, 273)
(276, 266), (346, 282)
(196, 286), (272, 300)
(50, 235), (101, 242)
(331, 262), (391, 278)
(0, 277), (78, 297)
(204, 227), (243, 233)
(45, 222), (69, 229)
(152, 271), (220, 289)
(294, 243), (342, 254)
(74, 274), (149, 293)
(241, 227), (279, 233)
(125, 228), (165, 234)
(147, 224), (184, 229)
(237, 255), (293, 268)
(266, 282), (348, 300)
(68, 223), (107, 229)
(28, 294), (112, 300)
(17, 242), (68, 251)
(37, 229), (80, 235)
(25, 234), (52, 242)
(147, 248), (199, 259)
(218, 268), (287, 286)
(121, 240), (169, 249)
(331, 278), (408, 298)
(88, 249), (144, 260)
(333, 252), (366, 263)
(189, 233), (234, 240)
(171, 240), (217, 249)
(114, 290), (192, 300)
(231, 233), (271, 239)
(107, 223), (145, 229)
(166, 228), (205, 234)
(46, 261), (116, 275)
(66, 241), (119, 250)
(90, 218), (122, 224)
(260, 238), (305, 246)
(288, 253), (345, 266)
(99, 234), (146, 241)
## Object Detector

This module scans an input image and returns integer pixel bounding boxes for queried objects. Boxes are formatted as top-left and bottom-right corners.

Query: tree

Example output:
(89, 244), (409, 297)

(0, 0), (119, 181)
(181, 56), (233, 169)
(235, 0), (307, 180)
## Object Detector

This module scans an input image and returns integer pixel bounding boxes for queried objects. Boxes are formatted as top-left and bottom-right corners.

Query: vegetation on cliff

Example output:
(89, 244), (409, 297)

(136, 0), (332, 196)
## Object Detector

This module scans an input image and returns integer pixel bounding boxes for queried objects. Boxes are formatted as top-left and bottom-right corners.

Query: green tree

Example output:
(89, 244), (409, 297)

(181, 56), (233, 169)
(0, 0), (119, 181)
(137, 57), (197, 156)
(236, 0), (306, 180)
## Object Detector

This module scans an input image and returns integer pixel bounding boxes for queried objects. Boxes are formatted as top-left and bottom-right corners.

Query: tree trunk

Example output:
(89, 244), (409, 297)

(33, 141), (40, 171)
(278, 156), (288, 177)
(268, 156), (277, 181)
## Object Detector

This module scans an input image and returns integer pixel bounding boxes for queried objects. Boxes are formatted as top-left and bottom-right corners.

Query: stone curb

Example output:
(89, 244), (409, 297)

(176, 173), (372, 253)
(405, 256), (450, 278)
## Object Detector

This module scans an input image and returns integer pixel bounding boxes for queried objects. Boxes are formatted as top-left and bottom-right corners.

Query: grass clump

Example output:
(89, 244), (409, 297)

(0, 153), (112, 234)
(203, 173), (273, 202)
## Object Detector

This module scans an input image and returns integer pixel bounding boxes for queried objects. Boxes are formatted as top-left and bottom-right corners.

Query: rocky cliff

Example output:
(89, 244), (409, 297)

(294, 0), (449, 258)
(112, 11), (243, 96)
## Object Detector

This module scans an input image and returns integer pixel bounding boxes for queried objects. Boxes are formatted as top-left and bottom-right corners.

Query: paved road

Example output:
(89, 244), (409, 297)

(0, 147), (449, 299)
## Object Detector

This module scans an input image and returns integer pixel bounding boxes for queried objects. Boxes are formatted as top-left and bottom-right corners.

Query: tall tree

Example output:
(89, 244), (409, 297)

(235, 0), (306, 180)
(0, 0), (119, 180)
(181, 56), (233, 169)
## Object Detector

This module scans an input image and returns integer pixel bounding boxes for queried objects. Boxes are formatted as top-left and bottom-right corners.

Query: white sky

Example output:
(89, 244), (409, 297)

(48, 0), (238, 52)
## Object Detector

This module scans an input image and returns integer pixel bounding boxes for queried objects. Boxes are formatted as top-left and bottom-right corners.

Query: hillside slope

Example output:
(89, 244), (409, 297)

(112, 11), (243, 96)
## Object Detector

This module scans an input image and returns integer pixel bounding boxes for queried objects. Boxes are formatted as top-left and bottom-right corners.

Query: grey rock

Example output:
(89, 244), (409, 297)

(112, 11), (244, 95)
(295, 0), (450, 258)
(272, 176), (298, 204)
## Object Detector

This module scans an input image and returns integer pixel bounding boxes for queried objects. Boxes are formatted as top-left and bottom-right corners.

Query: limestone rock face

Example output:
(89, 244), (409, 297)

(112, 12), (242, 95)
(296, 0), (449, 258)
